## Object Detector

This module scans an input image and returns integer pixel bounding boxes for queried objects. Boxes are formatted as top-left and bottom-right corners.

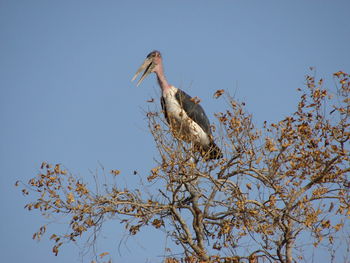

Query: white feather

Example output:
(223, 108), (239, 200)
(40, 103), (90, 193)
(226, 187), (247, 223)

(162, 86), (211, 146)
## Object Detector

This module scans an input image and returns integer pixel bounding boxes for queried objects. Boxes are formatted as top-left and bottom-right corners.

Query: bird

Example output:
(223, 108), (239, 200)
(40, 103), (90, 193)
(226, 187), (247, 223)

(131, 50), (223, 160)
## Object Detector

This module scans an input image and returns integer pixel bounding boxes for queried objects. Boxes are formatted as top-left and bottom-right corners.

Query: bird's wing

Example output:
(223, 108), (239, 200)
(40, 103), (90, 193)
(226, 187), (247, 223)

(175, 89), (212, 135)
(160, 96), (170, 124)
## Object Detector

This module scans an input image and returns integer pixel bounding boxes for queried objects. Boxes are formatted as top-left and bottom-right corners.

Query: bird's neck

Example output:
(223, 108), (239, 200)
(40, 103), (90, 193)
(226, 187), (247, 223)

(155, 66), (171, 94)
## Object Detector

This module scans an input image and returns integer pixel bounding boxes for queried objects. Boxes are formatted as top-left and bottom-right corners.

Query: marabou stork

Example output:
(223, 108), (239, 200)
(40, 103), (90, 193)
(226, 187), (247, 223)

(131, 50), (223, 160)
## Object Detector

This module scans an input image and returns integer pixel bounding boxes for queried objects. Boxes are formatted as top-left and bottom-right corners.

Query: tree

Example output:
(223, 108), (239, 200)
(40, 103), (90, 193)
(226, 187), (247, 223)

(18, 71), (350, 263)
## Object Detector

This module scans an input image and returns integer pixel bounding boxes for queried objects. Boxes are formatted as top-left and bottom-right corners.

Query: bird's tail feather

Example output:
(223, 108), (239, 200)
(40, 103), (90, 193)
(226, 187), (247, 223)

(201, 142), (223, 160)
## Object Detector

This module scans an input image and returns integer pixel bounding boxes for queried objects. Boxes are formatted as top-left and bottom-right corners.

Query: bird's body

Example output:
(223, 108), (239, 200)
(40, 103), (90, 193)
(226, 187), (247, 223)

(132, 51), (222, 160)
(161, 86), (211, 147)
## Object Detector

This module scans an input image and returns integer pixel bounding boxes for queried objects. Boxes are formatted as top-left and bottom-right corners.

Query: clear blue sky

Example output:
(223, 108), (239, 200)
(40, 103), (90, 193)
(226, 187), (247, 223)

(1, 1), (349, 262)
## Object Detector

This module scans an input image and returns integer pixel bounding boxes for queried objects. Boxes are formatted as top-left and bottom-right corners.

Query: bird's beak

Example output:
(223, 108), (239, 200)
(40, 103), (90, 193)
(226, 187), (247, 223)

(131, 57), (155, 87)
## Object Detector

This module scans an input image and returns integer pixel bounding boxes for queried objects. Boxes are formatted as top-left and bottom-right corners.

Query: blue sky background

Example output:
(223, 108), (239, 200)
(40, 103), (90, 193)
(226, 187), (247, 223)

(1, 1), (349, 262)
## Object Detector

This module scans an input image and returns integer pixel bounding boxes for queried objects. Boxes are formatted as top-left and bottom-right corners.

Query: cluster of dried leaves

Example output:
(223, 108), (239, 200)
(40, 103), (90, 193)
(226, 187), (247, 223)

(19, 71), (349, 263)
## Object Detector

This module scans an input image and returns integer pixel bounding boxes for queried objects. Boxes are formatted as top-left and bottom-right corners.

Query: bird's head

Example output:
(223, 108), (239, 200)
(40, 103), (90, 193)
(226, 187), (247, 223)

(131, 50), (162, 86)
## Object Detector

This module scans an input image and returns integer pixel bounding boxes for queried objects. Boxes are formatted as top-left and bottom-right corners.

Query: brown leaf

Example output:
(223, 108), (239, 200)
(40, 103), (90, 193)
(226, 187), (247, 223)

(152, 219), (164, 229)
(334, 223), (344, 231)
(54, 164), (61, 174)
(111, 170), (120, 176)
(66, 192), (75, 204)
(214, 89), (225, 98)
(99, 252), (109, 258)
(52, 245), (58, 256)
